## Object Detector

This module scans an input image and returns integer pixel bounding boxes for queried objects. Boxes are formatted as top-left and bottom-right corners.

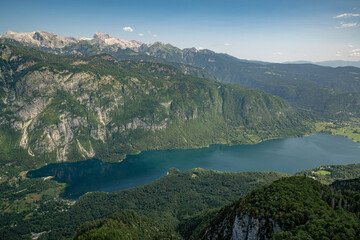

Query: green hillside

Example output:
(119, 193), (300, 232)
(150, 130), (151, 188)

(0, 44), (311, 174)
(0, 168), (287, 239)
(137, 43), (360, 118)
(73, 210), (181, 240)
(55, 175), (360, 240)
(296, 164), (360, 184)
(194, 177), (360, 240)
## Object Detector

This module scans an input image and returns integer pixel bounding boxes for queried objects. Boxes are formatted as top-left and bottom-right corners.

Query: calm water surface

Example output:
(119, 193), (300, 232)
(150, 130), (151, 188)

(28, 134), (360, 199)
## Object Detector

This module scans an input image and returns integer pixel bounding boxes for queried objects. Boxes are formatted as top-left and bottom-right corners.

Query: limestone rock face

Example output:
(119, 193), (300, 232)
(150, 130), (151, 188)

(199, 204), (283, 240)
(3, 30), (78, 49)
(230, 214), (281, 240)
(0, 45), (176, 162)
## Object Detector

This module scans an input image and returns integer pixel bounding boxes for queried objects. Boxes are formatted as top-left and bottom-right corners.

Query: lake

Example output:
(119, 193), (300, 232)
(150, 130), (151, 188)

(27, 134), (360, 199)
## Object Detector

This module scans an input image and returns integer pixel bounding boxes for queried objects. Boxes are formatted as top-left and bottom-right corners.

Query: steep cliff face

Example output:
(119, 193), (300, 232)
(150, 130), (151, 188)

(230, 214), (281, 240)
(196, 201), (282, 240)
(0, 44), (310, 168)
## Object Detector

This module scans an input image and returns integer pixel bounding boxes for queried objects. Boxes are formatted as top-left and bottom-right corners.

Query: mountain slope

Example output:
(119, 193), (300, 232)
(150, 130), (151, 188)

(73, 210), (182, 240)
(194, 177), (360, 240)
(0, 44), (310, 171)
(139, 43), (360, 115)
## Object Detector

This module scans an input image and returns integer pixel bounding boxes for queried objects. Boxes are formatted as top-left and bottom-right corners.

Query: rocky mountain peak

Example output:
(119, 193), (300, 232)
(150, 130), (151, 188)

(93, 31), (113, 40)
(3, 30), (77, 48)
(92, 31), (143, 49)
(1, 30), (144, 51)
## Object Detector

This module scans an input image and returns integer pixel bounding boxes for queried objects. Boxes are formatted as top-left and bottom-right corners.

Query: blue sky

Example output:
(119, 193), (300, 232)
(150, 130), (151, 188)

(1, 0), (360, 62)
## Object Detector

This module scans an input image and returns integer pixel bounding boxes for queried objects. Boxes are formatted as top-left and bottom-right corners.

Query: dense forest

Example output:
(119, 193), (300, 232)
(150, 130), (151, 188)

(1, 164), (360, 239)
(197, 176), (360, 240)
(58, 176), (360, 240)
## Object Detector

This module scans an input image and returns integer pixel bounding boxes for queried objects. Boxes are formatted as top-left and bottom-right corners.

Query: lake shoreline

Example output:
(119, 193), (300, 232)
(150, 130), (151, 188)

(28, 134), (360, 199)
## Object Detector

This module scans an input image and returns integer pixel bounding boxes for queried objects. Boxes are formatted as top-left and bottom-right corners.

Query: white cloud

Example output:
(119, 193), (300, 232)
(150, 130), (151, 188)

(350, 49), (360, 57)
(138, 33), (144, 37)
(273, 52), (283, 56)
(336, 51), (341, 57)
(123, 26), (134, 32)
(224, 42), (231, 46)
(148, 31), (157, 37)
(197, 47), (205, 50)
(334, 13), (360, 18)
(336, 22), (359, 28)
(348, 44), (354, 48)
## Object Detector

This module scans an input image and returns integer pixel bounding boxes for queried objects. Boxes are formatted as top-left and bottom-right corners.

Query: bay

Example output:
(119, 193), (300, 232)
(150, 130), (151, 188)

(27, 134), (360, 199)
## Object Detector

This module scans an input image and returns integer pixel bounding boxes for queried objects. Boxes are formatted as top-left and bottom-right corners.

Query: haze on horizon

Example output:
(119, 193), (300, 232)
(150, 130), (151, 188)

(1, 0), (359, 63)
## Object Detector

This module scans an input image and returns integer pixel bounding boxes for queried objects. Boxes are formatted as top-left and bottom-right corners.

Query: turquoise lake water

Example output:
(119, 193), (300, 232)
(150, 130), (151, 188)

(28, 134), (360, 199)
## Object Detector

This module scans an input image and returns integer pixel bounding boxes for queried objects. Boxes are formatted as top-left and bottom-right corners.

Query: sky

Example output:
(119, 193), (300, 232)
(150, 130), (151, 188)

(1, 0), (360, 62)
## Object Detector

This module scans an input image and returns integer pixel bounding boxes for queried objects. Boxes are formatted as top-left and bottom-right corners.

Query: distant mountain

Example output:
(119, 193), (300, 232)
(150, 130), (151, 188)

(2, 30), (360, 118)
(1, 30), (142, 50)
(286, 60), (360, 68)
(136, 42), (360, 116)
(316, 60), (360, 68)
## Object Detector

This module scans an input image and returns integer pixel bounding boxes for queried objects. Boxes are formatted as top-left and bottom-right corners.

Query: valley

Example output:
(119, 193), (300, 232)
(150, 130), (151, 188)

(0, 30), (360, 240)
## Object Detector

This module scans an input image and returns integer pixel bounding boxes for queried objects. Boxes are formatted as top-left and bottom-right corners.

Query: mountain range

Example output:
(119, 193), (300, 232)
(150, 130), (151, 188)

(285, 60), (360, 68)
(2, 31), (360, 119)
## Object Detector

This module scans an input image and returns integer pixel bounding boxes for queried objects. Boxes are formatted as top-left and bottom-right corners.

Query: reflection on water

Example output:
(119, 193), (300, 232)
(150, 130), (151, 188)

(27, 134), (360, 199)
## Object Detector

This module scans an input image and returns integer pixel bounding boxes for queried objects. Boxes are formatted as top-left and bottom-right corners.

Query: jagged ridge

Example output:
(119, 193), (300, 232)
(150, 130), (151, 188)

(2, 30), (360, 118)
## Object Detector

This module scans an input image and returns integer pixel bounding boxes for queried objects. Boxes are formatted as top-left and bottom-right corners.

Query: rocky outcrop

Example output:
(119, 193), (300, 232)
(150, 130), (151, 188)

(92, 32), (142, 50)
(230, 214), (281, 240)
(200, 206), (282, 240)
